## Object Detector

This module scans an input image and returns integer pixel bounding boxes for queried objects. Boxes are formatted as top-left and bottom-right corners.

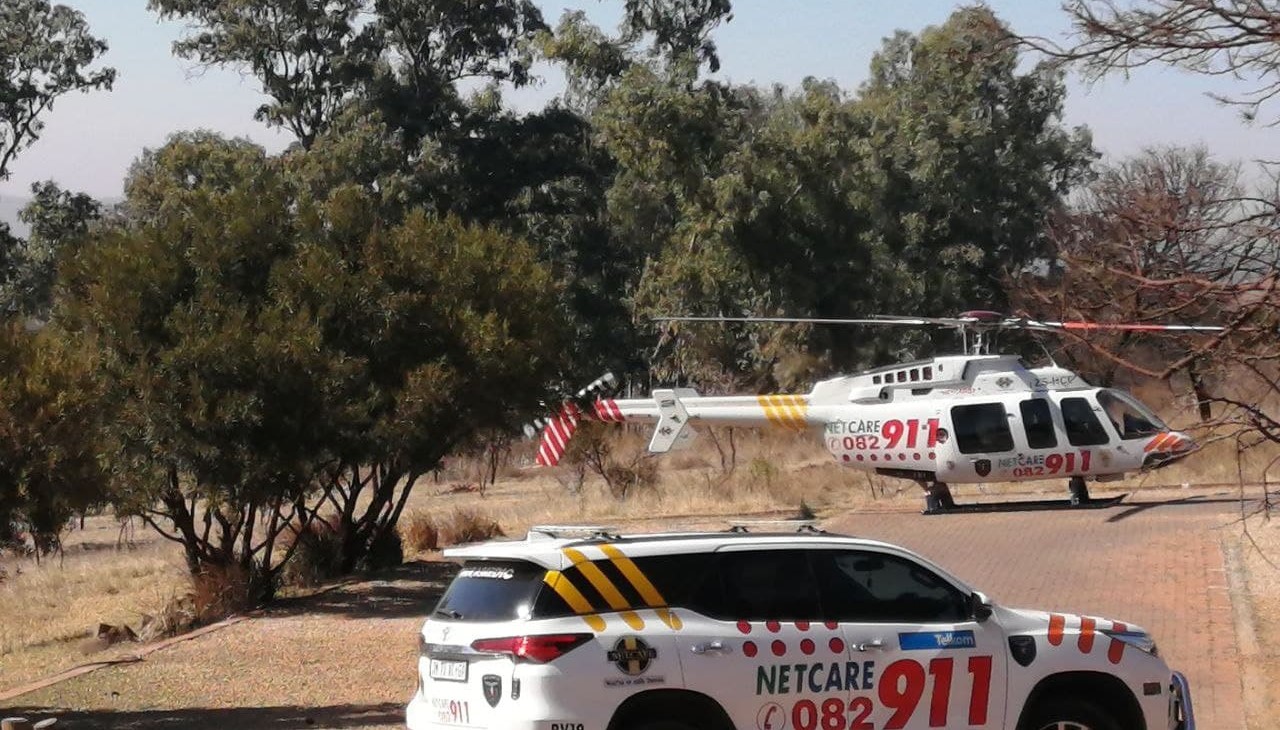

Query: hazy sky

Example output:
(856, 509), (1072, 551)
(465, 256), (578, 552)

(3, 0), (1276, 202)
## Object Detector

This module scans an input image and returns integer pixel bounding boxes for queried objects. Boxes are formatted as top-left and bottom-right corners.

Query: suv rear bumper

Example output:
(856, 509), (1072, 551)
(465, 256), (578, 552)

(1170, 671), (1195, 730)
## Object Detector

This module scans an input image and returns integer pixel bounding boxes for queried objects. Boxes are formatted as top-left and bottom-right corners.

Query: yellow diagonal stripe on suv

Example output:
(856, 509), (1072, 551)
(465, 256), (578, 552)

(562, 548), (645, 630)
(757, 394), (808, 431)
(598, 544), (683, 630)
(542, 570), (606, 632)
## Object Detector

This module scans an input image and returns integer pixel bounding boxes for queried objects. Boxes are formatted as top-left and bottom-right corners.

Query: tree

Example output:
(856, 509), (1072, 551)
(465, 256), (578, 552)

(1009, 1), (1280, 518)
(60, 133), (566, 593)
(1013, 146), (1252, 416)
(1022, 1), (1280, 125)
(0, 322), (110, 556)
(0, 181), (102, 318)
(1, 0), (115, 180)
(148, 0), (373, 149)
(854, 7), (1095, 320)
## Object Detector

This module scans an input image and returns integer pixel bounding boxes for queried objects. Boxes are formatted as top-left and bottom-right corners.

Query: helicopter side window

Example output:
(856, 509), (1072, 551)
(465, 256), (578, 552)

(1097, 389), (1166, 440)
(1019, 398), (1058, 449)
(951, 403), (1014, 454)
(1060, 397), (1111, 446)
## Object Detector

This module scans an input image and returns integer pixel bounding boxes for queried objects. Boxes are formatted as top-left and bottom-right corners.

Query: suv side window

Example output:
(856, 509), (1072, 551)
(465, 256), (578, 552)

(689, 550), (823, 620)
(812, 551), (969, 623)
(1061, 397), (1111, 446)
(951, 403), (1014, 454)
(1019, 398), (1058, 449)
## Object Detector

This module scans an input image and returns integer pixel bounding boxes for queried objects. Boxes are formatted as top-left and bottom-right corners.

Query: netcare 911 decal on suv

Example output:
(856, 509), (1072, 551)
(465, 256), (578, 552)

(407, 525), (1195, 730)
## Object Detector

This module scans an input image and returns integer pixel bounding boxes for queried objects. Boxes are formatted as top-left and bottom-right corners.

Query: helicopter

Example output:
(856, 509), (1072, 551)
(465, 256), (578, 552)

(531, 311), (1221, 513)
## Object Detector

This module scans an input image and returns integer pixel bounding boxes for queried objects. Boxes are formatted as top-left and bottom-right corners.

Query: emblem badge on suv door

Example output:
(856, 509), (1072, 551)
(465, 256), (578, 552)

(482, 674), (502, 707)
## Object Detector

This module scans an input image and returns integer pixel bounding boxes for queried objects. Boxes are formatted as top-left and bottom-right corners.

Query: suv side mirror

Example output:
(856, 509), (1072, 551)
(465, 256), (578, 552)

(970, 591), (993, 622)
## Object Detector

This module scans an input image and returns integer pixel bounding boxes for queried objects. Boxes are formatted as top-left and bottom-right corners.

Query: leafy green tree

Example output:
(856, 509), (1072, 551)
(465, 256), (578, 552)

(1, 0), (115, 179)
(60, 133), (566, 590)
(854, 7), (1095, 317)
(0, 322), (109, 556)
(0, 181), (102, 318)
(149, 0), (375, 149)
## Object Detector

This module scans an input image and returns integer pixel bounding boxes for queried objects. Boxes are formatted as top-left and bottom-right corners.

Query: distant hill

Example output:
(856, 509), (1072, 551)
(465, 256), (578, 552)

(0, 194), (28, 238)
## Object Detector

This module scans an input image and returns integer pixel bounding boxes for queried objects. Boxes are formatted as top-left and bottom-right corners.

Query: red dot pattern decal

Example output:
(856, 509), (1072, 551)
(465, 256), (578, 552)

(734, 620), (848, 659)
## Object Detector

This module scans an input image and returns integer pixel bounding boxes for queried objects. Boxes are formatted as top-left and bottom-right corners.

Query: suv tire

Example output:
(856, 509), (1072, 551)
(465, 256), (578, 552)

(1023, 697), (1123, 730)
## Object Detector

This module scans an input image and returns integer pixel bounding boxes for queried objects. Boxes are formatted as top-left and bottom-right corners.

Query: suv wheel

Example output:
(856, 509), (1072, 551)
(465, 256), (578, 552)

(1024, 698), (1122, 730)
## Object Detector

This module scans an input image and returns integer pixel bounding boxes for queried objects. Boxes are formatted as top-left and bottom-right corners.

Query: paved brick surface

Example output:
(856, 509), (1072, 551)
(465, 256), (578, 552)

(826, 495), (1244, 729)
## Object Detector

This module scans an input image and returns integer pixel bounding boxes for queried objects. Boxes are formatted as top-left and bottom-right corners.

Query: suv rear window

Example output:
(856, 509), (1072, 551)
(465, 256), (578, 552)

(433, 560), (548, 622)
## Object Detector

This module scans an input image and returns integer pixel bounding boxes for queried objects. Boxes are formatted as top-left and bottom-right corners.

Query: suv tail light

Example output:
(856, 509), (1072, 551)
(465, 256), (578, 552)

(471, 633), (593, 663)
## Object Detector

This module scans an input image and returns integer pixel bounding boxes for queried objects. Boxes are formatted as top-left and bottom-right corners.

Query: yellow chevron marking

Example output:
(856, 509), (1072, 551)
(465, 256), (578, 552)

(562, 548), (644, 631)
(756, 395), (785, 429)
(598, 544), (683, 630)
(757, 394), (808, 431)
(543, 570), (606, 632)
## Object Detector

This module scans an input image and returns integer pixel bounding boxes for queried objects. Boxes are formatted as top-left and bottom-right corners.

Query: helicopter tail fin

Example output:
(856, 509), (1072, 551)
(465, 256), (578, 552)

(647, 388), (699, 453)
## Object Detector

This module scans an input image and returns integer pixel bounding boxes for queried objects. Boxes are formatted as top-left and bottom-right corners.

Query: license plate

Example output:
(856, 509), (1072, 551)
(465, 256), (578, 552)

(429, 658), (468, 682)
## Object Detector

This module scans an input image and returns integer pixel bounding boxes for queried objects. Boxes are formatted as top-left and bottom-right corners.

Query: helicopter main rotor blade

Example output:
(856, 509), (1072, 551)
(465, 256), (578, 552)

(653, 316), (936, 326)
(1022, 319), (1226, 332)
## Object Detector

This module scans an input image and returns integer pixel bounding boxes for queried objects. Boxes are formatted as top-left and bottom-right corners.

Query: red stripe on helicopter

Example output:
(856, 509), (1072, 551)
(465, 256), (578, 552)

(1047, 614), (1065, 646)
(1107, 622), (1127, 664)
(1145, 433), (1172, 452)
(1077, 617), (1096, 653)
(535, 407), (581, 467)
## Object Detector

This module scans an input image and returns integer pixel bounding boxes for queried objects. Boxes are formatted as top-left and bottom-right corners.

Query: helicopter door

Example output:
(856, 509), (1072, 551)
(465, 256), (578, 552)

(1052, 395), (1113, 478)
(1004, 398), (1061, 480)
(945, 402), (1015, 482)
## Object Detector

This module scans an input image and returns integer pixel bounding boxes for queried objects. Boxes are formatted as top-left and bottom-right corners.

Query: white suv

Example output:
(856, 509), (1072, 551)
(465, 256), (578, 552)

(406, 525), (1194, 730)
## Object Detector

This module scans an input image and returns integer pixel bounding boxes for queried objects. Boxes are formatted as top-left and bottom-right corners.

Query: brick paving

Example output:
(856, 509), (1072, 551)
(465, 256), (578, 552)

(826, 494), (1245, 729)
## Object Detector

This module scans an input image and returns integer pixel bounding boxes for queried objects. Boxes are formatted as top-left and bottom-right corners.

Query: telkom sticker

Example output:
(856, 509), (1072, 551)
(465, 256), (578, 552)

(898, 630), (976, 650)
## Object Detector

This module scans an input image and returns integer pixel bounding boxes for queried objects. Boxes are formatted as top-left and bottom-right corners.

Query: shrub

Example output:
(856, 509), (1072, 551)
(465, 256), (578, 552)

(400, 511), (440, 552)
(439, 509), (505, 546)
(359, 527), (404, 572)
(278, 519), (344, 589)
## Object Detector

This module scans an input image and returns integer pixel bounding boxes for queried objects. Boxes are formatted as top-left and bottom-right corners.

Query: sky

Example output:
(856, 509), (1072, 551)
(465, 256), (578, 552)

(2, 0), (1277, 204)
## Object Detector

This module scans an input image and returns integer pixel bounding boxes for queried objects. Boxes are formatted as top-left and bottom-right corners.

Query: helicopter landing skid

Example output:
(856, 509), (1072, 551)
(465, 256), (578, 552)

(920, 478), (1127, 515)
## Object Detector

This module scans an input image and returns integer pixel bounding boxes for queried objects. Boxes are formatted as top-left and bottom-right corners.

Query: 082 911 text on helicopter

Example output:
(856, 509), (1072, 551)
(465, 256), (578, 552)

(530, 311), (1219, 513)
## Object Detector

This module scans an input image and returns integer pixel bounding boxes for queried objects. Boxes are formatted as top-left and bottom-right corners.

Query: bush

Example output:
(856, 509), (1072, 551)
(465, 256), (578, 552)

(439, 509), (505, 546)
(359, 527), (403, 572)
(278, 519), (344, 589)
(400, 511), (440, 552)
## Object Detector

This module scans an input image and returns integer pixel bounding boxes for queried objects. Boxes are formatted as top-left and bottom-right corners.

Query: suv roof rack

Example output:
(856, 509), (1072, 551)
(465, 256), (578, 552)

(725, 519), (827, 534)
(526, 524), (621, 541)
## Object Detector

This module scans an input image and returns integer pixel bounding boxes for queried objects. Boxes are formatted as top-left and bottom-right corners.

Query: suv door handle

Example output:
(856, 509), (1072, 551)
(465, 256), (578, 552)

(855, 639), (885, 652)
(690, 640), (732, 655)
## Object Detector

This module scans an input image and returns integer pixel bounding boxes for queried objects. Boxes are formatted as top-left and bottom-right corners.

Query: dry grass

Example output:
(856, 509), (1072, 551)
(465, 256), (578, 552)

(398, 511), (439, 553)
(0, 516), (186, 689)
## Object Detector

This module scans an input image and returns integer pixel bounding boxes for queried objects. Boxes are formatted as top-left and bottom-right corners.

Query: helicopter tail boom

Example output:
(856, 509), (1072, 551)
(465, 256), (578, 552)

(533, 391), (814, 466)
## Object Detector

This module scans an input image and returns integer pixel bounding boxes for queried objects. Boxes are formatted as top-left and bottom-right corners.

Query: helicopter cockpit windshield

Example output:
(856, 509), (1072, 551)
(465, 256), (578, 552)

(1097, 389), (1167, 440)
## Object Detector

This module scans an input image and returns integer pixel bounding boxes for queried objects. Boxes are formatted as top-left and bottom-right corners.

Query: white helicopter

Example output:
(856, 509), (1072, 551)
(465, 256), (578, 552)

(533, 311), (1220, 513)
